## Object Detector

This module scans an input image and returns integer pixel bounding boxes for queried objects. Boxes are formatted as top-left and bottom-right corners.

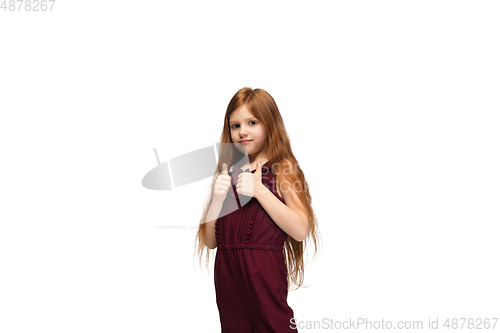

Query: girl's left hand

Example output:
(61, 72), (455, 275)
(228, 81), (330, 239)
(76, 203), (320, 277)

(236, 159), (264, 198)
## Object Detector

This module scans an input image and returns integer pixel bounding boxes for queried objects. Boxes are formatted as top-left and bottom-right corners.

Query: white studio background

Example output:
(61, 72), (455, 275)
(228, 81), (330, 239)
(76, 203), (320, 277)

(1, 1), (499, 332)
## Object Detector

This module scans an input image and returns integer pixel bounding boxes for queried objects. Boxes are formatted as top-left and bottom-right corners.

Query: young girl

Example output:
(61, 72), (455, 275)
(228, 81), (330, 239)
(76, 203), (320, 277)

(195, 87), (321, 332)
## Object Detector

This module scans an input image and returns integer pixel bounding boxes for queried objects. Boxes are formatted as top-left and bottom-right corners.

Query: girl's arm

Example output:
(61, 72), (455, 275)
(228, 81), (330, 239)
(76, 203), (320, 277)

(254, 183), (309, 242)
(203, 198), (224, 249)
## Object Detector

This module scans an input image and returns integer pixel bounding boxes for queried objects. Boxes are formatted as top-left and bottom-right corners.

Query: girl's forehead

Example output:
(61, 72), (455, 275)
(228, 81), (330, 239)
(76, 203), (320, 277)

(229, 111), (256, 122)
(230, 104), (253, 116)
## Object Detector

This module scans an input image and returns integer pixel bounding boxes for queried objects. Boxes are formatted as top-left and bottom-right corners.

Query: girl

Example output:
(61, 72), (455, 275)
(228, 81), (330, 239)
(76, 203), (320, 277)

(195, 87), (321, 333)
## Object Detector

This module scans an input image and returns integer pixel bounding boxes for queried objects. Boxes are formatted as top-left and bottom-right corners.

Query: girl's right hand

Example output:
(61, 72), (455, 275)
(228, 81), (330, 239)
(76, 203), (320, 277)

(214, 163), (232, 201)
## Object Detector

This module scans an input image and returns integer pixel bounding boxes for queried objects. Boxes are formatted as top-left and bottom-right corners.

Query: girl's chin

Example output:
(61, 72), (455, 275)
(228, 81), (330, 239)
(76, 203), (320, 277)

(238, 147), (251, 154)
(235, 143), (262, 155)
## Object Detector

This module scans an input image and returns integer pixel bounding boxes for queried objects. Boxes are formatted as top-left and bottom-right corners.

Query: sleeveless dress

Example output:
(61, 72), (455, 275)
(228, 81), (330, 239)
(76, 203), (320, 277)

(214, 160), (297, 332)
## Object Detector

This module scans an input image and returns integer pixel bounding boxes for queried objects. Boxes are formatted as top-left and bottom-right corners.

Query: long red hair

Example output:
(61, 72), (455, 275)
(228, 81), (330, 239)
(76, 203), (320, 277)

(194, 87), (321, 291)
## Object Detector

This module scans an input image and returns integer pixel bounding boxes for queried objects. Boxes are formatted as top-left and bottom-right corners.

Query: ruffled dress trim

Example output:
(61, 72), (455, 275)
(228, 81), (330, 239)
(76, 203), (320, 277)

(245, 203), (259, 244)
(214, 217), (219, 243)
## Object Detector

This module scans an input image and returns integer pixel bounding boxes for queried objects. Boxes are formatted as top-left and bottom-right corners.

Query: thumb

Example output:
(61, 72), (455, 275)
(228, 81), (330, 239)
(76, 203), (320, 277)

(222, 163), (228, 176)
(255, 159), (263, 175)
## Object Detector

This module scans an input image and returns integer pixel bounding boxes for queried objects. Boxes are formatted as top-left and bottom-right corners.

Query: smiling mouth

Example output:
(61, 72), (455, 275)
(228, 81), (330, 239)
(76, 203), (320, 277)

(239, 140), (252, 144)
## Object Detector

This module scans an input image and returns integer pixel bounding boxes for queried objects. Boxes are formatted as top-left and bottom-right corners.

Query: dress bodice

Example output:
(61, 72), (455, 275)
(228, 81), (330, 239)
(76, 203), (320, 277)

(215, 160), (288, 250)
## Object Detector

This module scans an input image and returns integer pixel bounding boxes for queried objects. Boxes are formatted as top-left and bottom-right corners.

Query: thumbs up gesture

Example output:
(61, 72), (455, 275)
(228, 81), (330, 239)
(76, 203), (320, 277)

(236, 159), (264, 198)
(214, 163), (232, 202)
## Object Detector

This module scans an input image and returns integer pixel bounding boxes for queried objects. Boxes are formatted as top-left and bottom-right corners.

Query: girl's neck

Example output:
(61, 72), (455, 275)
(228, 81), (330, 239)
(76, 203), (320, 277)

(241, 155), (269, 171)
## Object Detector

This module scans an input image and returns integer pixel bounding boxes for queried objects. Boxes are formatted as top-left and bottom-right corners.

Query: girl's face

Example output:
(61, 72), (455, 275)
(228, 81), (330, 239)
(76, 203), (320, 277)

(229, 104), (268, 156)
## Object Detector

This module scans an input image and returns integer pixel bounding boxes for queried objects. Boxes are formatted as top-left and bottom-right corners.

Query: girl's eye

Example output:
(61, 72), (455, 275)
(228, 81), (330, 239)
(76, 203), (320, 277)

(231, 121), (257, 129)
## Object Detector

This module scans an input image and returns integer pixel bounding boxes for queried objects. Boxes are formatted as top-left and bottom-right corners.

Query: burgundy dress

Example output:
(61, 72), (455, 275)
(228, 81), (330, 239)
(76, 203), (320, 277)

(214, 160), (296, 332)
